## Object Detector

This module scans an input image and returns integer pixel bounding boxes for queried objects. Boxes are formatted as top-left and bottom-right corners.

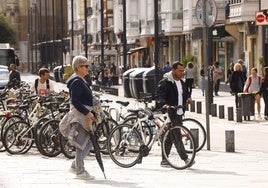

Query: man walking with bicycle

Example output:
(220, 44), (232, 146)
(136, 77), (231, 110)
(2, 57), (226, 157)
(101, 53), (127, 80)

(156, 61), (194, 167)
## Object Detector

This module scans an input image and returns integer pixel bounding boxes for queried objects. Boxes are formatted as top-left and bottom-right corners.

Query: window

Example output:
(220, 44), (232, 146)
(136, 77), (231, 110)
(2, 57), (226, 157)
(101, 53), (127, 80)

(172, 0), (183, 19)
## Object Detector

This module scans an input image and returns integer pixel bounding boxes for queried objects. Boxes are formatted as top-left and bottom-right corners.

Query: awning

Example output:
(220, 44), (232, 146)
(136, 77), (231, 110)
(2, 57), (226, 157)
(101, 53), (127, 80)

(127, 46), (147, 55)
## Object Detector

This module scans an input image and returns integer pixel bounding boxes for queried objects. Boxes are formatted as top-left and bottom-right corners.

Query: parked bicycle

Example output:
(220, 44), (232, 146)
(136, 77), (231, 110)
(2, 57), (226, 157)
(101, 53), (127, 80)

(107, 105), (196, 170)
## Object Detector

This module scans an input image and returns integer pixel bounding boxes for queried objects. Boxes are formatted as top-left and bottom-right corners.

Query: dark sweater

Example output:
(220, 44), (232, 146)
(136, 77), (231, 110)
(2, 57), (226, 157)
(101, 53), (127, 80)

(67, 75), (93, 115)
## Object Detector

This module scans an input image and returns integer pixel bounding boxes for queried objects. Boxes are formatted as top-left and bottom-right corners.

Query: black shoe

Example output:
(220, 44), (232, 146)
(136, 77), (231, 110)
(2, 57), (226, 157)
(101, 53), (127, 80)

(215, 93), (219, 96)
(160, 160), (170, 167)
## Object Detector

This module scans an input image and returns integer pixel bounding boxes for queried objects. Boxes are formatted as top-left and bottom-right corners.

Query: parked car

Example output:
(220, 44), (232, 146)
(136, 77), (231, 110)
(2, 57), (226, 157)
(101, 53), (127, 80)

(0, 65), (9, 90)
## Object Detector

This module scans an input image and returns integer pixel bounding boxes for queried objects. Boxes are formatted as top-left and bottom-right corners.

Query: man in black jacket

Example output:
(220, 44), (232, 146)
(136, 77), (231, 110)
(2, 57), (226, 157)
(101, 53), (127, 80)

(156, 61), (194, 167)
(7, 64), (21, 89)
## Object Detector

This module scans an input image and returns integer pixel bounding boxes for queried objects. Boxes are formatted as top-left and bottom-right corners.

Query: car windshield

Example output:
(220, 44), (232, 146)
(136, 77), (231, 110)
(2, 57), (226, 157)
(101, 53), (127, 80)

(0, 70), (9, 80)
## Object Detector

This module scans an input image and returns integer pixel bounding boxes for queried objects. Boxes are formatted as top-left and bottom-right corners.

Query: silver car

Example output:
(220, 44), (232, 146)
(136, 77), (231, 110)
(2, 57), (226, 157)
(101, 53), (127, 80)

(0, 65), (9, 90)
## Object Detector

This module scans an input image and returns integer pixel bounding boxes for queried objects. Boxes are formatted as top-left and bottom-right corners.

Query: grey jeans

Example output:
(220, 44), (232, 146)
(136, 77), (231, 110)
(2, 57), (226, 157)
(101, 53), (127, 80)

(71, 138), (93, 174)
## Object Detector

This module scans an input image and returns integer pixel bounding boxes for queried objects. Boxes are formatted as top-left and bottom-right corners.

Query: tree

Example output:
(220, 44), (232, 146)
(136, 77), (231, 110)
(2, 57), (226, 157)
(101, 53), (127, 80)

(0, 15), (17, 44)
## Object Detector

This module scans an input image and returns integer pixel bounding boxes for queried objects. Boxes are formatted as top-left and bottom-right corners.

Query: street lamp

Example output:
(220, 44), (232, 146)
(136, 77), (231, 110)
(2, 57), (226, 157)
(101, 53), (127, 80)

(84, 0), (88, 58)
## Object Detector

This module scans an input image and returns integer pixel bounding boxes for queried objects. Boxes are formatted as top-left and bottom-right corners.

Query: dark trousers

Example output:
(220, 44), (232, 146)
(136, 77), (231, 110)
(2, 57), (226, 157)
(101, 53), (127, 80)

(234, 93), (241, 109)
(186, 78), (194, 96)
(263, 93), (268, 116)
(214, 79), (221, 94)
(162, 115), (188, 161)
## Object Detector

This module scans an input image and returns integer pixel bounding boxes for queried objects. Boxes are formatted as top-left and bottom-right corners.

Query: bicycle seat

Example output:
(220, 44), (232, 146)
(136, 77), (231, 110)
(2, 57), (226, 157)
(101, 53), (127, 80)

(116, 101), (129, 107)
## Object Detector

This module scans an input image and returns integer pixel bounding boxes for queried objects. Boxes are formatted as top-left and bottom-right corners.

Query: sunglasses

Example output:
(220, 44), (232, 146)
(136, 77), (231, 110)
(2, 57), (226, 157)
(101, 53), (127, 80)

(80, 65), (89, 68)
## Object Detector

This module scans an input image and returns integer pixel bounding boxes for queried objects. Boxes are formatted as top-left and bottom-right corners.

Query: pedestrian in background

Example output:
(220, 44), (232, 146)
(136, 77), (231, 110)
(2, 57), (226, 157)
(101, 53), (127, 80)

(185, 62), (195, 96)
(259, 67), (268, 120)
(7, 64), (21, 89)
(200, 64), (206, 96)
(213, 61), (224, 96)
(156, 61), (194, 167)
(243, 67), (262, 119)
(162, 61), (172, 73)
(66, 55), (96, 180)
(230, 63), (247, 108)
(226, 62), (234, 84)
(238, 59), (247, 76)
(30, 67), (54, 95)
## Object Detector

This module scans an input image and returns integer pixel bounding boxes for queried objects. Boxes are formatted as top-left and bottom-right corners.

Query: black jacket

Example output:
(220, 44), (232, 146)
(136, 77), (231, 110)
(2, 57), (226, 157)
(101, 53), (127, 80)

(156, 72), (190, 112)
(230, 71), (247, 93)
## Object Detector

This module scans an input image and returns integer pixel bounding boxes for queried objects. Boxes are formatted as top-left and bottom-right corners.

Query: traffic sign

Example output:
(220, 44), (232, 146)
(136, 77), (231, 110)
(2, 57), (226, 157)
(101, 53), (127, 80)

(255, 11), (268, 25)
(195, 0), (218, 27)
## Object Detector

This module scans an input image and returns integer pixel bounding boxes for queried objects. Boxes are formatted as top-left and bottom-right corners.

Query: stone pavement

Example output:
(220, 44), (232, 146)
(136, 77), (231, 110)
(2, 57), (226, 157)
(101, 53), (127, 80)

(0, 75), (268, 188)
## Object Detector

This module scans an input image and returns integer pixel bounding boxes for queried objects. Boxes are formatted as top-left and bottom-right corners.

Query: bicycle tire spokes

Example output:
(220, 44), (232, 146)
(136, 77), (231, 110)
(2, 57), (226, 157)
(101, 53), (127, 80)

(182, 118), (206, 152)
(3, 121), (34, 154)
(162, 125), (196, 170)
(108, 124), (142, 168)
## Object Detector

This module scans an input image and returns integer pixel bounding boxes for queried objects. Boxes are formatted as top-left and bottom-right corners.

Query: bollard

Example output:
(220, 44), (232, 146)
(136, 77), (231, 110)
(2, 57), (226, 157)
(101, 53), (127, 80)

(219, 105), (225, 119)
(228, 107), (234, 121)
(190, 100), (195, 112)
(197, 101), (202, 114)
(211, 103), (217, 117)
(236, 108), (242, 122)
(190, 128), (199, 149)
(225, 130), (235, 152)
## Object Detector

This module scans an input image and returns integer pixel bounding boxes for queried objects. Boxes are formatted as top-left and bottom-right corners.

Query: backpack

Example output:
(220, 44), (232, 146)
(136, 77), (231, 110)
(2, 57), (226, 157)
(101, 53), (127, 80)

(35, 78), (50, 94)
(244, 75), (261, 93)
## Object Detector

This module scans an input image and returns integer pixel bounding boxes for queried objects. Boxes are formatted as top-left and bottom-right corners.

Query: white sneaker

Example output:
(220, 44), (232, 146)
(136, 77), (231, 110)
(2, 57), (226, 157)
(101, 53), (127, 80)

(76, 171), (95, 180)
(258, 114), (262, 120)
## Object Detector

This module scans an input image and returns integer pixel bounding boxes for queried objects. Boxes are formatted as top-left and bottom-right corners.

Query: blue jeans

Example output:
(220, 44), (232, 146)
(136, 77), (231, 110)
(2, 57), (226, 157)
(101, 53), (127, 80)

(71, 139), (93, 174)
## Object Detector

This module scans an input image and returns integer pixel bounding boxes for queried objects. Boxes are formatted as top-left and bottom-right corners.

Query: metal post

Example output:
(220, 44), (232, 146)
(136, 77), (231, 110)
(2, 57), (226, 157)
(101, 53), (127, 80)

(52, 0), (55, 69)
(39, 0), (42, 69)
(60, 0), (64, 73)
(84, 0), (88, 58)
(30, 7), (33, 73)
(203, 0), (211, 150)
(154, 0), (160, 104)
(27, 8), (31, 72)
(34, 3), (38, 73)
(45, 0), (48, 67)
(71, 0), (74, 64)
(100, 0), (104, 66)
(122, 0), (127, 71)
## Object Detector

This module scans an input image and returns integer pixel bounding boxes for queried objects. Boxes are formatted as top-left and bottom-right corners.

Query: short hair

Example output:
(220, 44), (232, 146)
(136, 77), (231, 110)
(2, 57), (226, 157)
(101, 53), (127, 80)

(251, 67), (258, 73)
(238, 59), (244, 64)
(172, 61), (183, 69)
(72, 55), (89, 72)
(9, 64), (16, 68)
(38, 67), (50, 76)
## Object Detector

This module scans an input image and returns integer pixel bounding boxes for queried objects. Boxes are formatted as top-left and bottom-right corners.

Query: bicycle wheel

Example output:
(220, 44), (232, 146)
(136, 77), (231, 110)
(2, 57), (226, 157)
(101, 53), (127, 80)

(107, 123), (142, 168)
(162, 124), (196, 170)
(3, 121), (34, 155)
(122, 116), (154, 146)
(60, 134), (75, 159)
(34, 117), (49, 148)
(1, 114), (24, 143)
(37, 120), (61, 157)
(182, 118), (206, 152)
(0, 115), (7, 152)
(93, 118), (118, 155)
